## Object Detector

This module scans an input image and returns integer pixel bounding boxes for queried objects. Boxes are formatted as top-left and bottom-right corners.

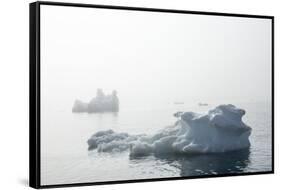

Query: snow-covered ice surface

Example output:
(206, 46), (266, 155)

(87, 104), (252, 156)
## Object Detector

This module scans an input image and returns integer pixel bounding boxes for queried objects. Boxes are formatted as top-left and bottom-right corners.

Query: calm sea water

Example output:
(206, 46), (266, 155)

(41, 101), (272, 185)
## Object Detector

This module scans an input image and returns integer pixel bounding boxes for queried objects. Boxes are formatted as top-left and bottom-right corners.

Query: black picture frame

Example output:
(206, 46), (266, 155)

(29, 1), (274, 189)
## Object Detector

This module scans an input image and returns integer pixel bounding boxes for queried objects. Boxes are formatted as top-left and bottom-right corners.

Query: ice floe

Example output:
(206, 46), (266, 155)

(87, 104), (251, 156)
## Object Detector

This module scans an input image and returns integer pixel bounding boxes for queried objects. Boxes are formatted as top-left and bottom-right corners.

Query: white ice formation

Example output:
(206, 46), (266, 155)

(72, 89), (119, 113)
(87, 104), (251, 156)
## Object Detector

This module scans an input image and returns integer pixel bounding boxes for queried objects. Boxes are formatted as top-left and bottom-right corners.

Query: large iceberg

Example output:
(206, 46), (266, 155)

(87, 104), (251, 156)
(72, 89), (119, 113)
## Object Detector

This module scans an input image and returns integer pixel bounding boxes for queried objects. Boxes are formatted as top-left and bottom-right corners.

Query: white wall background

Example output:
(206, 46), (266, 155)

(0, 0), (279, 189)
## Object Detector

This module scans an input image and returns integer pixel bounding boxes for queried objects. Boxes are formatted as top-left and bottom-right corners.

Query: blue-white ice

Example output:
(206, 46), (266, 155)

(87, 104), (251, 156)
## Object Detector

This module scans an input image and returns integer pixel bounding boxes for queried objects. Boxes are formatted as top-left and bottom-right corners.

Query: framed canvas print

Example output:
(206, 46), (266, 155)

(29, 1), (274, 188)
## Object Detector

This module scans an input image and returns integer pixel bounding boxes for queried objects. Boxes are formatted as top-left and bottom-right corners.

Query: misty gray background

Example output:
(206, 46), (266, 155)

(40, 5), (271, 106)
(40, 5), (272, 185)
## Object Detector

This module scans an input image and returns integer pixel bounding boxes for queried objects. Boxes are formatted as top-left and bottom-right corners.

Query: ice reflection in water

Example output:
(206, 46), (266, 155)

(131, 149), (251, 176)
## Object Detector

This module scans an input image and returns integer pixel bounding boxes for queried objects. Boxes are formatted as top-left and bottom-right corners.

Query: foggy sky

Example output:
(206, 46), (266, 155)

(40, 5), (272, 106)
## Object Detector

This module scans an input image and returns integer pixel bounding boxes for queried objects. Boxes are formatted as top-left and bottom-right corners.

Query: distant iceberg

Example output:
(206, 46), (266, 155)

(87, 104), (251, 156)
(198, 102), (208, 106)
(72, 89), (119, 113)
(72, 100), (88, 112)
